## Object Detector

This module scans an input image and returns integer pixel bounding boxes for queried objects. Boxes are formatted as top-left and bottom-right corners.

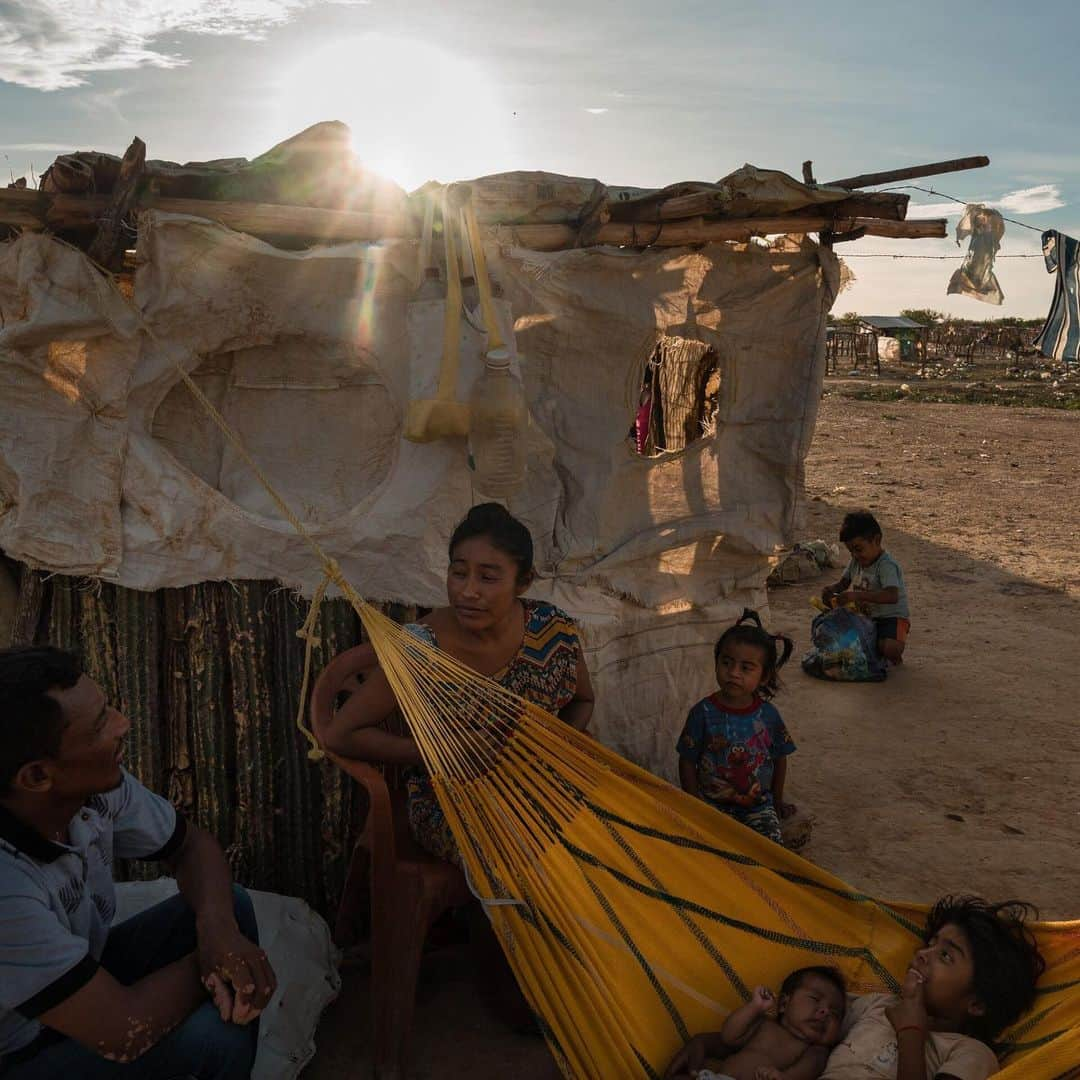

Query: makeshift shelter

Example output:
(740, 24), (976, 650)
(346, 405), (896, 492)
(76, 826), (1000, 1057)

(858, 314), (929, 363)
(0, 124), (972, 907)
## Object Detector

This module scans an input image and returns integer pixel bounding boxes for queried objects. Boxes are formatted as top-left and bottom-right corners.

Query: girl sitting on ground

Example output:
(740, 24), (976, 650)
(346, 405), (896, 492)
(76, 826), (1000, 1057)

(676, 610), (796, 845)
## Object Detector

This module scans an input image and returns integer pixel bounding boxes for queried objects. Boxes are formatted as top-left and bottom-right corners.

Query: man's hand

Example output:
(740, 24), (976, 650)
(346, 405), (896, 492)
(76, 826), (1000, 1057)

(886, 968), (930, 1034)
(751, 985), (776, 1015)
(755, 1067), (784, 1080)
(197, 919), (276, 1023)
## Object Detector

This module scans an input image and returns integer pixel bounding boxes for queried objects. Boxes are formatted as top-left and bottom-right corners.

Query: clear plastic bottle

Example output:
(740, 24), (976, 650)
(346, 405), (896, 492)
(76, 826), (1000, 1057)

(468, 348), (527, 497)
(416, 265), (444, 300)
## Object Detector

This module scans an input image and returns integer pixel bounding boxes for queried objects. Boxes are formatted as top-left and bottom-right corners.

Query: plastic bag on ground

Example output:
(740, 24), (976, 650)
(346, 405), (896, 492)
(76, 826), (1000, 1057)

(801, 607), (887, 682)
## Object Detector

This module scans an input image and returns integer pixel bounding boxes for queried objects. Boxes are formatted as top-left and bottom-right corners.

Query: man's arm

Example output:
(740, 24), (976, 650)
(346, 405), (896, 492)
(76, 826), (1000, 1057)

(37, 959), (205, 1061)
(165, 823), (275, 1018)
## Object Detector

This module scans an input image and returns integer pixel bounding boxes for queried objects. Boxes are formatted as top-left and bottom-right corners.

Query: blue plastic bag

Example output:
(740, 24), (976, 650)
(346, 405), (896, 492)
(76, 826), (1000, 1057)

(801, 607), (887, 682)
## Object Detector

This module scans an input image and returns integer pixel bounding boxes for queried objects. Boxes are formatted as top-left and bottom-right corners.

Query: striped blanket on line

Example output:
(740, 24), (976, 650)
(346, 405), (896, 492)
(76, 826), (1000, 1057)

(1034, 230), (1080, 364)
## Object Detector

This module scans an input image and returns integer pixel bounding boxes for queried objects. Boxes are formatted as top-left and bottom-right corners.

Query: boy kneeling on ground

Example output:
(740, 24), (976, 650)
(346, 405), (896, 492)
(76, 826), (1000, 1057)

(822, 511), (910, 665)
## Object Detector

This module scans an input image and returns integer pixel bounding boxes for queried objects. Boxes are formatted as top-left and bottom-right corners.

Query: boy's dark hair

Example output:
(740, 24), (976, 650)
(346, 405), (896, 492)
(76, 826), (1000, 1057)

(779, 965), (847, 1005)
(0, 646), (83, 793)
(713, 610), (794, 700)
(925, 895), (1045, 1042)
(449, 503), (534, 585)
(839, 511), (882, 544)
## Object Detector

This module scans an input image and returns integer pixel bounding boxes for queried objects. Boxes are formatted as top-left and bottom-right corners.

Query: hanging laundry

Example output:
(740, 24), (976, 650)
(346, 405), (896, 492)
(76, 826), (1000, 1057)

(1034, 230), (1080, 364)
(634, 387), (653, 454)
(947, 203), (1005, 305)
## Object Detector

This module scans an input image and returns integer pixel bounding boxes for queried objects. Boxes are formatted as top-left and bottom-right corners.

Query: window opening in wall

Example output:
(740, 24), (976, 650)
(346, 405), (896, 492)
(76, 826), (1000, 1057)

(629, 337), (720, 456)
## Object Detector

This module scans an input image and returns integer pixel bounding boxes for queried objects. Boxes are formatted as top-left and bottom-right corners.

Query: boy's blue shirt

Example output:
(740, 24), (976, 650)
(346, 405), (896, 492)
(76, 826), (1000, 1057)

(845, 550), (909, 620)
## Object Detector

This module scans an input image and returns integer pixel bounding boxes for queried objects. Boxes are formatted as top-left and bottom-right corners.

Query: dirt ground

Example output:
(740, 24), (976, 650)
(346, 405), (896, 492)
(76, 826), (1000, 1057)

(306, 390), (1080, 1078)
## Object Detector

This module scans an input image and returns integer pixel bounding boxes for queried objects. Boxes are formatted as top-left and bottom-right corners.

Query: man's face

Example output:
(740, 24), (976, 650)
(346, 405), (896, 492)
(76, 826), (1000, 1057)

(39, 675), (130, 799)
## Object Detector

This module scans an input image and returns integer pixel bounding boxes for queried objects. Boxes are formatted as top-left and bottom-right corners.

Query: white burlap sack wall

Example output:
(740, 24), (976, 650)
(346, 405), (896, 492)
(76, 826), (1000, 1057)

(0, 217), (837, 773)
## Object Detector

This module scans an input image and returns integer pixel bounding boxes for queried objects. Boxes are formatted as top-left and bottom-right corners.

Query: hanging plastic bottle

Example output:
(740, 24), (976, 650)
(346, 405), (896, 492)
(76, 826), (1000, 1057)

(468, 347), (527, 497)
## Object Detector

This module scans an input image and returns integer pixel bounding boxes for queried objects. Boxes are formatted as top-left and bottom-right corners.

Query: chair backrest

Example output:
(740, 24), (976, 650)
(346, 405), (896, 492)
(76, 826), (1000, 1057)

(310, 644), (400, 880)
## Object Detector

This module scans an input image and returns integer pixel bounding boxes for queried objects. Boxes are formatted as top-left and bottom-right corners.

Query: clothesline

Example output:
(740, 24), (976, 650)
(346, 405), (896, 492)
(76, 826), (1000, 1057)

(879, 183), (1047, 234)
(842, 253), (1043, 260)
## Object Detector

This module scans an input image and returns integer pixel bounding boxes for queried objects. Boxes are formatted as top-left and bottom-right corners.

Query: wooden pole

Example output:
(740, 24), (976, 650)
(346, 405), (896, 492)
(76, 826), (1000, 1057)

(824, 155), (989, 190)
(802, 160), (815, 185)
(86, 136), (146, 270)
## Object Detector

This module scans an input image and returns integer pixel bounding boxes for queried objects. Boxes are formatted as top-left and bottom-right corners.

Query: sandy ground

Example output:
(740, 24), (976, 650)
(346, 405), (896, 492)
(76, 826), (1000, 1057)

(306, 393), (1080, 1078)
(771, 394), (1080, 919)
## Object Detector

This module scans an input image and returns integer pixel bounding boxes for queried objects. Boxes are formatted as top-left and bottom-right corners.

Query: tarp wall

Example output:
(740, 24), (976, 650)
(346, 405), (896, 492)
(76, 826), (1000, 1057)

(0, 217), (838, 781)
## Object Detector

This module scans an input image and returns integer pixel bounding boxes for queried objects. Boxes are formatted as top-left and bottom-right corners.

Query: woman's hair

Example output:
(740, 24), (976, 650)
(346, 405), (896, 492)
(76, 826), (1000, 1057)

(448, 503), (534, 584)
(712, 609), (794, 699)
(924, 895), (1045, 1043)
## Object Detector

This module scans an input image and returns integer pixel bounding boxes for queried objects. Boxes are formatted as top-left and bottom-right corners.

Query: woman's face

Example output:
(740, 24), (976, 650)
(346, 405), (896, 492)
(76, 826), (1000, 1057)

(446, 535), (528, 632)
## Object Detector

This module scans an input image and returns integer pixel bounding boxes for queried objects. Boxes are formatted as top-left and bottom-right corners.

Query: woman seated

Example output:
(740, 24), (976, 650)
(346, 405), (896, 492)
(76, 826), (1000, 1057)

(322, 501), (595, 864)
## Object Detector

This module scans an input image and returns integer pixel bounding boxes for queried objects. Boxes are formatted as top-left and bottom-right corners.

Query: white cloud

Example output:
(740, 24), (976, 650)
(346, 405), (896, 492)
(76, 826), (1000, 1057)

(0, 0), (326, 91)
(0, 140), (77, 150)
(906, 200), (965, 219)
(584, 107), (609, 115)
(905, 183), (1065, 222)
(994, 184), (1065, 214)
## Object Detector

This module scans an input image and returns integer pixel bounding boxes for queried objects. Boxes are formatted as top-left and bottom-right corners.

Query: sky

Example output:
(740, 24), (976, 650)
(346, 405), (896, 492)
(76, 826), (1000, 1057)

(2, 0), (1078, 318)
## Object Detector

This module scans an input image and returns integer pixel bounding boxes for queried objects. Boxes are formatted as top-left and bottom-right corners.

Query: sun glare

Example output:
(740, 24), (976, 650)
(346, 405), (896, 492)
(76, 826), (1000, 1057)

(273, 34), (519, 192)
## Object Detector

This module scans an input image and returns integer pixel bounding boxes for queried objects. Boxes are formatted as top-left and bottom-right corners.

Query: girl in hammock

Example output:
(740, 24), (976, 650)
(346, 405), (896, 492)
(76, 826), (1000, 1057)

(677, 611), (796, 845)
(667, 895), (1044, 1080)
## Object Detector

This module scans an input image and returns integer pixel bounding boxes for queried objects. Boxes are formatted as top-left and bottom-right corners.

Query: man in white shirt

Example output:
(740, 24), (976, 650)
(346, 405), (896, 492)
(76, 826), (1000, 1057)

(0, 646), (277, 1077)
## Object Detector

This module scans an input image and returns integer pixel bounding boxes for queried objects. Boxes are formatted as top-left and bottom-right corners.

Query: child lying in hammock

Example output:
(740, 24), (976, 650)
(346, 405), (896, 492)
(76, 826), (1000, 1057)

(665, 965), (847, 1080)
(666, 895), (1045, 1080)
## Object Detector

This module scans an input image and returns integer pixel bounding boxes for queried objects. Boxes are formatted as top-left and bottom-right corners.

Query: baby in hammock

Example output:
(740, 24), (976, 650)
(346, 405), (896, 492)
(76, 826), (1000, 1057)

(666, 966), (846, 1080)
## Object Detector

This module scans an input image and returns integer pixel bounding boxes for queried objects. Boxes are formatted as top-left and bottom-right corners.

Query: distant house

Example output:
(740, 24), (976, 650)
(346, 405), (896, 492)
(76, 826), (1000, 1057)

(857, 315), (929, 362)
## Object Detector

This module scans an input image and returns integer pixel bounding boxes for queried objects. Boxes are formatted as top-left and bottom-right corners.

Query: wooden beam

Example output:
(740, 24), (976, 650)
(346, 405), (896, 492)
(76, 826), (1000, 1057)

(86, 136), (146, 270)
(856, 218), (946, 239)
(140, 196), (415, 241)
(0, 189), (416, 242)
(0, 187), (945, 250)
(824, 155), (989, 190)
(0, 189), (46, 229)
(502, 214), (947, 250)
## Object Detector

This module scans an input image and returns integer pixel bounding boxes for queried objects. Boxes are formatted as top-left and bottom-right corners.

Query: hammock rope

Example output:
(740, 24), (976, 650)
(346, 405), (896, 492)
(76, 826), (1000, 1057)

(110, 255), (1079, 1079)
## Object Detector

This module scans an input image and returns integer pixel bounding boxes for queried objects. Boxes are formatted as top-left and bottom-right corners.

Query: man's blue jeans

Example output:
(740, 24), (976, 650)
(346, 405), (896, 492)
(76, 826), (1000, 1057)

(6, 885), (259, 1079)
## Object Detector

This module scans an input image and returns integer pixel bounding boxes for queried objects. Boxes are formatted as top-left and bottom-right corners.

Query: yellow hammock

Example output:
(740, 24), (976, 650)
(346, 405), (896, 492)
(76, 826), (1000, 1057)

(168, 308), (1080, 1080)
(353, 603), (1080, 1080)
